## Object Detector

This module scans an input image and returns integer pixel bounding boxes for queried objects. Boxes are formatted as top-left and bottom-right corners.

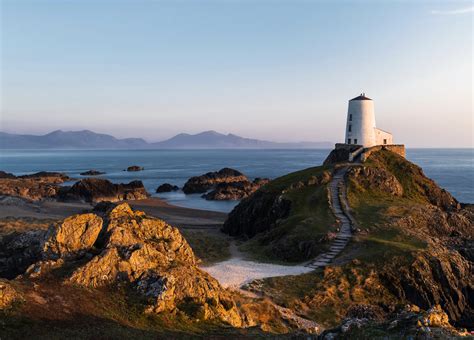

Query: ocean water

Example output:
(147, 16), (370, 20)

(0, 149), (472, 212)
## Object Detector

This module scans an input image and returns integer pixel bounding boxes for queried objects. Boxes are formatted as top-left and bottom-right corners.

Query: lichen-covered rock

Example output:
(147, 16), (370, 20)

(0, 280), (20, 309)
(0, 230), (45, 279)
(42, 213), (103, 259)
(322, 304), (468, 338)
(347, 166), (403, 196)
(59, 203), (244, 326)
(183, 168), (248, 194)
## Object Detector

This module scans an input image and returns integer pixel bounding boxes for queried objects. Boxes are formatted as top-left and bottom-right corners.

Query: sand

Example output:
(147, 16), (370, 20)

(201, 242), (313, 288)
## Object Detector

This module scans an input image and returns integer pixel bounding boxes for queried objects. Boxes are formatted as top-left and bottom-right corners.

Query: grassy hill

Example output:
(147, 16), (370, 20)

(226, 149), (473, 332)
(223, 165), (336, 262)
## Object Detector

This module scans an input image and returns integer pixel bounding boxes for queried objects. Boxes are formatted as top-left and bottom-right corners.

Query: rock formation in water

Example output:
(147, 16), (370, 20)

(183, 168), (248, 194)
(59, 178), (148, 203)
(156, 183), (179, 193)
(125, 165), (144, 172)
(202, 178), (270, 201)
(79, 170), (106, 176)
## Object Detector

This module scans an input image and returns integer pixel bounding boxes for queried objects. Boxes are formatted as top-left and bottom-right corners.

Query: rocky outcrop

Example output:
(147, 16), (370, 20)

(223, 170), (331, 239)
(125, 165), (144, 172)
(202, 178), (270, 201)
(26, 203), (244, 326)
(156, 183), (179, 193)
(80, 170), (105, 176)
(0, 280), (21, 309)
(0, 229), (45, 279)
(223, 191), (291, 238)
(18, 172), (70, 180)
(59, 178), (148, 203)
(0, 172), (71, 201)
(321, 304), (469, 338)
(183, 168), (248, 194)
(42, 214), (103, 259)
(361, 149), (460, 210)
(347, 166), (403, 196)
(382, 243), (473, 327)
(0, 171), (16, 179)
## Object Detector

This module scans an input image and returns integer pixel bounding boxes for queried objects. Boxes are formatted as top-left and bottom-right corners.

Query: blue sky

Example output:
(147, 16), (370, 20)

(1, 0), (472, 147)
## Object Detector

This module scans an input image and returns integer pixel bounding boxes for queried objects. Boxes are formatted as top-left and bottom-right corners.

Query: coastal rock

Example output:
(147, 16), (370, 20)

(0, 229), (45, 279)
(0, 172), (71, 201)
(347, 166), (403, 196)
(18, 172), (70, 180)
(80, 170), (105, 176)
(55, 203), (244, 325)
(322, 304), (467, 338)
(183, 168), (248, 194)
(0, 280), (20, 309)
(202, 178), (270, 201)
(156, 183), (179, 193)
(60, 178), (149, 203)
(42, 213), (103, 259)
(223, 170), (332, 239)
(223, 191), (292, 238)
(0, 171), (16, 179)
(125, 165), (144, 172)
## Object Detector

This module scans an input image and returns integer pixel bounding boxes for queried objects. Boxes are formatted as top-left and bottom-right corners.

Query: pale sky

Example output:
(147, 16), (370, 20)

(1, 0), (473, 147)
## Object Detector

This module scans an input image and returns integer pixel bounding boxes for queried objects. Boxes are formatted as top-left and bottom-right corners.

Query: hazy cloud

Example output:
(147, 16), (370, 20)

(431, 6), (474, 15)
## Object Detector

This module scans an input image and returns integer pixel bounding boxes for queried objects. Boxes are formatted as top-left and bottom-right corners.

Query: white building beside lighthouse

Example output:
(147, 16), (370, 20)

(344, 94), (393, 147)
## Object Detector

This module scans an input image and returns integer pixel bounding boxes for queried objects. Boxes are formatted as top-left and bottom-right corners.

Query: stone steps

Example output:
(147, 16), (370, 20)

(306, 166), (355, 269)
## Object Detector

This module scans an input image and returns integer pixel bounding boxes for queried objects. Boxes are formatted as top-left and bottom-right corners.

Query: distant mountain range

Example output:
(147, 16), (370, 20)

(0, 130), (333, 149)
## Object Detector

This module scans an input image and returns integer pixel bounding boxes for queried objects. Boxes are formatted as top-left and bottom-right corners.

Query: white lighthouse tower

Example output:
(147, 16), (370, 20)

(344, 93), (393, 147)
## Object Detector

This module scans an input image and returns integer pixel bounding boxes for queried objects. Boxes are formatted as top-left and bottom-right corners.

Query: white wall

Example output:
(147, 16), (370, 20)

(375, 128), (393, 145)
(345, 99), (376, 147)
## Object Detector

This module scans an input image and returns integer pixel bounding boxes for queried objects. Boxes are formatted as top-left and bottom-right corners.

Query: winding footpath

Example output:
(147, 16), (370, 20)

(306, 166), (355, 269)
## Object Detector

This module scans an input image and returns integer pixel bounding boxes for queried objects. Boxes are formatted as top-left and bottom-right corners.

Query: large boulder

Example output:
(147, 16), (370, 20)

(42, 213), (103, 259)
(202, 178), (270, 201)
(28, 203), (244, 326)
(183, 168), (248, 194)
(60, 178), (149, 203)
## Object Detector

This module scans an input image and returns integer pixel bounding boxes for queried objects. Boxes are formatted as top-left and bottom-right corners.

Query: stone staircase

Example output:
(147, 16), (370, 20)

(306, 166), (353, 269)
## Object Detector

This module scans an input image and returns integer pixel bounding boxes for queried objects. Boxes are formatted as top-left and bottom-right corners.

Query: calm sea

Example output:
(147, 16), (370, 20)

(0, 149), (472, 212)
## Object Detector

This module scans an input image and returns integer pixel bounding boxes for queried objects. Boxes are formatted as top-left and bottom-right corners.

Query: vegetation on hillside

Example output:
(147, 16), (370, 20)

(223, 165), (337, 262)
(243, 150), (473, 332)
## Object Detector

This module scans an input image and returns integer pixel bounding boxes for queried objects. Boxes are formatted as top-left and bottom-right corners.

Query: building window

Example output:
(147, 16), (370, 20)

(349, 114), (352, 121)
(383, 139), (387, 145)
(354, 138), (358, 144)
(348, 125), (352, 132)
(348, 139), (351, 144)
